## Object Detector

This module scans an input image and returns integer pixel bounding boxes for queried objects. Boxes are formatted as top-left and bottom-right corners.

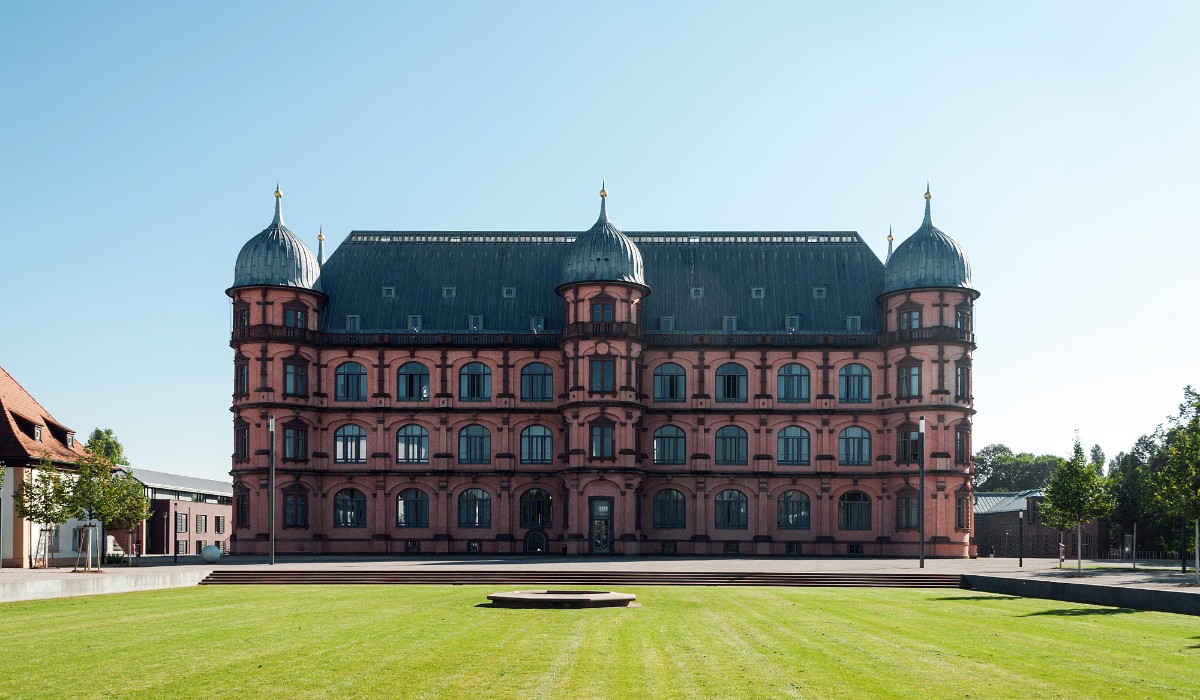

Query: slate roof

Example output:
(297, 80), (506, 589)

(0, 365), (85, 465)
(560, 199), (646, 287)
(973, 489), (1044, 515)
(120, 467), (232, 497)
(317, 231), (886, 334)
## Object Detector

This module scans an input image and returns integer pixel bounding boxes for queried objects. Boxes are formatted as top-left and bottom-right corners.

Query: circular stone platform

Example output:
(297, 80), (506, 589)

(486, 590), (637, 609)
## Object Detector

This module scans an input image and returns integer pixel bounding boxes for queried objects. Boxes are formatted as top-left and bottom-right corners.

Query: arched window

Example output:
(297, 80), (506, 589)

(838, 364), (872, 403)
(519, 488), (553, 528)
(653, 363), (686, 402)
(838, 427), (871, 466)
(897, 424), (920, 463)
(777, 490), (810, 530)
(520, 425), (553, 464)
(838, 491), (872, 530)
(777, 363), (810, 403)
(396, 488), (429, 528)
(459, 362), (491, 402)
(397, 362), (429, 401)
(520, 362), (554, 402)
(714, 489), (748, 529)
(335, 362), (368, 402)
(652, 489), (686, 529)
(715, 425), (748, 465)
(333, 488), (366, 528)
(716, 363), (748, 403)
(653, 425), (686, 465)
(458, 425), (491, 464)
(777, 426), (810, 466)
(458, 488), (491, 528)
(334, 425), (367, 463)
(396, 425), (429, 464)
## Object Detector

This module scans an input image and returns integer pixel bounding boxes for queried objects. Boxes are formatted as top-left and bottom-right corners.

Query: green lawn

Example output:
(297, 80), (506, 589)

(2, 586), (1196, 699)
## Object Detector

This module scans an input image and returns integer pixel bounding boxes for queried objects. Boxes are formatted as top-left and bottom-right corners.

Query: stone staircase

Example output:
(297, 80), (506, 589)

(200, 569), (964, 588)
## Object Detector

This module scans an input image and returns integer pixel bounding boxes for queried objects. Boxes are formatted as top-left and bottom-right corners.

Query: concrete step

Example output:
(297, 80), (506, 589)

(199, 570), (964, 588)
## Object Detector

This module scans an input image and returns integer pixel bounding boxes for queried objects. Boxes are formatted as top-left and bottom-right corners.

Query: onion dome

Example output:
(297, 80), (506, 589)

(559, 184), (646, 288)
(882, 188), (975, 296)
(231, 187), (321, 290)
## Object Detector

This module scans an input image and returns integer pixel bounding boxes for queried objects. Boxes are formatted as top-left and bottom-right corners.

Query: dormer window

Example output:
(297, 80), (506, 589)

(813, 287), (827, 299)
(690, 287), (704, 299)
(382, 286), (396, 298)
(408, 315), (422, 332)
(530, 316), (545, 333)
(34, 425), (43, 442)
(345, 315), (361, 331)
(846, 316), (861, 332)
(468, 315), (483, 331)
(442, 286), (456, 299)
(751, 287), (765, 299)
(785, 315), (800, 332)
(722, 316), (737, 332)
(66, 433), (75, 448)
(659, 316), (675, 332)
(502, 287), (516, 299)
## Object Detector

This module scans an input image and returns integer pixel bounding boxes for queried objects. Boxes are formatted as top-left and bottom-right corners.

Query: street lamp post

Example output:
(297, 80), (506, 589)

(172, 501), (178, 564)
(1018, 510), (1024, 568)
(918, 416), (925, 569)
(268, 415), (276, 566)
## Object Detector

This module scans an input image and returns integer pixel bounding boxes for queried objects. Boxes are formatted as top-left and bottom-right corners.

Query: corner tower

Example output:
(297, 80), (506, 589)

(878, 187), (979, 557)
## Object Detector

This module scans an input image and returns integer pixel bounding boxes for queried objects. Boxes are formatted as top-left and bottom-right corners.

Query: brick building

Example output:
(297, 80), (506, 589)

(227, 186), (978, 557)
(973, 490), (1109, 559)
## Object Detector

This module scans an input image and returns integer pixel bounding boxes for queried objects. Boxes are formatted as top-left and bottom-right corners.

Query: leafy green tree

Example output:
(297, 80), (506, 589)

(1089, 444), (1106, 474)
(1150, 387), (1200, 585)
(69, 452), (119, 570)
(1042, 437), (1115, 573)
(85, 428), (130, 466)
(105, 470), (152, 565)
(12, 456), (72, 567)
(973, 444), (1057, 491)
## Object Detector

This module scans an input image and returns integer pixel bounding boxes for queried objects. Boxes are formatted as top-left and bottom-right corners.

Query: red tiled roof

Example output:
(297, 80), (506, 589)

(0, 365), (85, 465)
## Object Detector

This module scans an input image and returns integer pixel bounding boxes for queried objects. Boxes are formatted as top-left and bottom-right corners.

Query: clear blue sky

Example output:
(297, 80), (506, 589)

(2, 2), (1197, 480)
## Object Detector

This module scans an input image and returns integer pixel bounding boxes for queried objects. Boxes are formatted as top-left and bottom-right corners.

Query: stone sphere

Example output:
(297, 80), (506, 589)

(200, 545), (222, 564)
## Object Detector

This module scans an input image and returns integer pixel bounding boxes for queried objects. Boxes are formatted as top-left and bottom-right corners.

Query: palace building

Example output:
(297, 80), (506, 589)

(227, 185), (978, 557)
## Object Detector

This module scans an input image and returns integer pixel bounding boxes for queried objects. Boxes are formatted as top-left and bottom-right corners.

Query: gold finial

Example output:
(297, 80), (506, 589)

(924, 182), (931, 201)
(599, 179), (607, 198)
(317, 225), (325, 242)
(275, 182), (282, 199)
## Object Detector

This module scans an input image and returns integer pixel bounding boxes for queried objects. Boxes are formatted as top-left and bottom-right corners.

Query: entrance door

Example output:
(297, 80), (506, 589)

(524, 530), (547, 554)
(589, 497), (613, 554)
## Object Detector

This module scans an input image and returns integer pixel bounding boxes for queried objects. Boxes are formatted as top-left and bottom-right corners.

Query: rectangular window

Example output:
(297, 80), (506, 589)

(176, 540), (188, 555)
(956, 495), (970, 530)
(195, 515), (207, 534)
(408, 315), (422, 331)
(176, 512), (188, 534)
(284, 427), (308, 460)
(468, 315), (483, 331)
(956, 308), (971, 332)
(812, 287), (827, 299)
(284, 363), (307, 396)
(590, 358), (616, 393)
(235, 363), (249, 397)
(898, 429), (920, 462)
(49, 526), (60, 552)
(897, 365), (921, 399)
(956, 365), (971, 401)
(235, 494), (249, 529)
(590, 424), (615, 459)
(215, 516), (226, 534)
(722, 316), (737, 332)
(785, 315), (800, 332)
(898, 309), (921, 331)
(235, 427), (249, 460)
(284, 308), (306, 329)
(897, 496), (918, 529)
(659, 316), (675, 332)
(442, 286), (456, 299)
(531, 316), (545, 333)
(751, 287), (765, 299)
(382, 286), (395, 298)
(502, 286), (516, 298)
(284, 492), (309, 528)
(236, 307), (249, 328)
(846, 316), (861, 332)
(345, 315), (361, 331)
(690, 287), (703, 299)
(955, 430), (970, 463)
(591, 302), (614, 322)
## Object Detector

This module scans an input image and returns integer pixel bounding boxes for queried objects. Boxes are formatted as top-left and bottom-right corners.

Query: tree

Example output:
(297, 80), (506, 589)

(12, 456), (72, 567)
(85, 428), (130, 466)
(1090, 444), (1106, 475)
(1042, 437), (1115, 573)
(972, 444), (1057, 491)
(1149, 387), (1200, 585)
(69, 452), (119, 570)
(104, 470), (151, 565)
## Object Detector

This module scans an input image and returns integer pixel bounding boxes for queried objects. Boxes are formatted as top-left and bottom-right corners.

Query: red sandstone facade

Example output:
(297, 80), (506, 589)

(228, 188), (978, 557)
